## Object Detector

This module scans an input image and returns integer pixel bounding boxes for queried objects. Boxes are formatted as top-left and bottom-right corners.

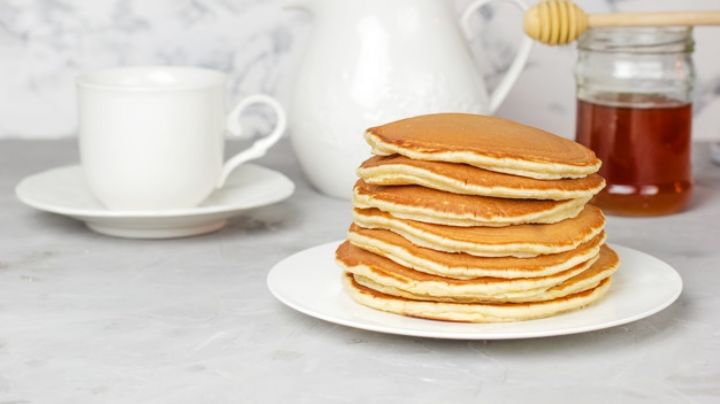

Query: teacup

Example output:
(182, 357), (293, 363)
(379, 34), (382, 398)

(77, 66), (286, 210)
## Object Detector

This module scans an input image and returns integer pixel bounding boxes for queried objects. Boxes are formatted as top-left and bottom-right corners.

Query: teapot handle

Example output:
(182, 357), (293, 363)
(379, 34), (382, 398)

(461, 0), (533, 114)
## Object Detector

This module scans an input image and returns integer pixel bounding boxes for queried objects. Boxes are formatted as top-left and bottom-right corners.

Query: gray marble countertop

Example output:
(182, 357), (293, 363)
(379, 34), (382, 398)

(1, 139), (719, 403)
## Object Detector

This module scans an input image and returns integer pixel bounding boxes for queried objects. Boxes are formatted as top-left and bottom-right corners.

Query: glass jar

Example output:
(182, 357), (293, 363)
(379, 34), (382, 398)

(575, 27), (695, 216)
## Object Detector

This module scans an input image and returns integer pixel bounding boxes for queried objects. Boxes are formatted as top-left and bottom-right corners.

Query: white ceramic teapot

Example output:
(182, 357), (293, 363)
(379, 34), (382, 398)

(287, 0), (532, 199)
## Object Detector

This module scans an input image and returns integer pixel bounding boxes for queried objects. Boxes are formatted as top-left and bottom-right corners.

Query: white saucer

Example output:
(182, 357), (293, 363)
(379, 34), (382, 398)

(267, 242), (683, 340)
(16, 164), (295, 239)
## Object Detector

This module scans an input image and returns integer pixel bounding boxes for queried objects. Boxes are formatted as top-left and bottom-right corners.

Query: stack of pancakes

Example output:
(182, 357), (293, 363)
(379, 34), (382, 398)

(336, 113), (620, 323)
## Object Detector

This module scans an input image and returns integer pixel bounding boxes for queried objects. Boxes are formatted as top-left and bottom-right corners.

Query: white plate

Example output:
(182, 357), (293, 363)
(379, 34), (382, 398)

(267, 241), (683, 340)
(16, 164), (294, 239)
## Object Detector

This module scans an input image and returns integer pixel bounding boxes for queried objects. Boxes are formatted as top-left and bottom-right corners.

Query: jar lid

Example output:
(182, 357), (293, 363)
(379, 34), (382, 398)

(578, 27), (694, 54)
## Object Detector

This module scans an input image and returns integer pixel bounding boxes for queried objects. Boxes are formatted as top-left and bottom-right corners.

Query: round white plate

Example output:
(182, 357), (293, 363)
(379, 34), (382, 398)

(16, 164), (294, 239)
(267, 241), (683, 340)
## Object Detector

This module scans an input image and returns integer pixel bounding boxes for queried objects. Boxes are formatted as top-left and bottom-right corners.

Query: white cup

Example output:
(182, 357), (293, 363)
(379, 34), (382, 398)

(77, 66), (286, 210)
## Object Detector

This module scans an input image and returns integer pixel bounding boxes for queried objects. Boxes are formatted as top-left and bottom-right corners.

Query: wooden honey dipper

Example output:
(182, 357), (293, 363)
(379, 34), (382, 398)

(524, 0), (720, 45)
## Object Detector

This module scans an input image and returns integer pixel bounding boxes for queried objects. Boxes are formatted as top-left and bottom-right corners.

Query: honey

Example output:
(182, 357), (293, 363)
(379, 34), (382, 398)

(576, 98), (692, 216)
(574, 26), (695, 216)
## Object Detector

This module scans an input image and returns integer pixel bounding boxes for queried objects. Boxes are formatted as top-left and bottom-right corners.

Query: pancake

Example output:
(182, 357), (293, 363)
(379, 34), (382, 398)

(365, 113), (600, 179)
(517, 244), (619, 302)
(353, 180), (589, 227)
(337, 241), (602, 302)
(358, 155), (606, 200)
(353, 205), (605, 257)
(348, 244), (619, 304)
(347, 224), (606, 279)
(344, 273), (612, 323)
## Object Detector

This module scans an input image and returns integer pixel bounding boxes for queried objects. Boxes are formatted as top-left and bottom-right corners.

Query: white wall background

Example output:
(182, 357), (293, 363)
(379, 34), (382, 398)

(0, 0), (718, 140)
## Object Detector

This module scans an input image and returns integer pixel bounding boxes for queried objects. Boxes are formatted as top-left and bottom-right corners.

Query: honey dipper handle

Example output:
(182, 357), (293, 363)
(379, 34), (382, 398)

(589, 11), (720, 28)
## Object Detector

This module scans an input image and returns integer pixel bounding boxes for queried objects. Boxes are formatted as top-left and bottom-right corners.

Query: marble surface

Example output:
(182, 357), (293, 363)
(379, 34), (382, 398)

(1, 0), (720, 141)
(1, 139), (719, 403)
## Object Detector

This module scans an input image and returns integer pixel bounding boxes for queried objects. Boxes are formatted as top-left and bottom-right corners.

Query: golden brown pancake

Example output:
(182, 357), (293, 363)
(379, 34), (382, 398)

(353, 180), (589, 227)
(343, 273), (612, 323)
(358, 155), (606, 200)
(353, 205), (606, 257)
(365, 113), (601, 179)
(540, 244), (619, 296)
(345, 244), (618, 304)
(347, 224), (605, 279)
(336, 241), (606, 302)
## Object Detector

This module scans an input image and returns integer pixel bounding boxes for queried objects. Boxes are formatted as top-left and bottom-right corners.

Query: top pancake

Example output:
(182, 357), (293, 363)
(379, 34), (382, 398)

(366, 113), (601, 179)
(358, 155), (605, 200)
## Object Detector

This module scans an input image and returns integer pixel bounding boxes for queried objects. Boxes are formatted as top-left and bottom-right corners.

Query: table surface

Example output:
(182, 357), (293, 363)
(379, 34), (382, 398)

(1, 139), (719, 404)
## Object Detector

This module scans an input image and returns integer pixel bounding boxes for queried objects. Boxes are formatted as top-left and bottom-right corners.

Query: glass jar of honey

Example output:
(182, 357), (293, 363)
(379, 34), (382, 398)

(575, 27), (695, 216)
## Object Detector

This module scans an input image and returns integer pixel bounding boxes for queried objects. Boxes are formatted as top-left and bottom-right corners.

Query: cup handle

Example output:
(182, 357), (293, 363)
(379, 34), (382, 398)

(218, 94), (287, 188)
(460, 0), (533, 114)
